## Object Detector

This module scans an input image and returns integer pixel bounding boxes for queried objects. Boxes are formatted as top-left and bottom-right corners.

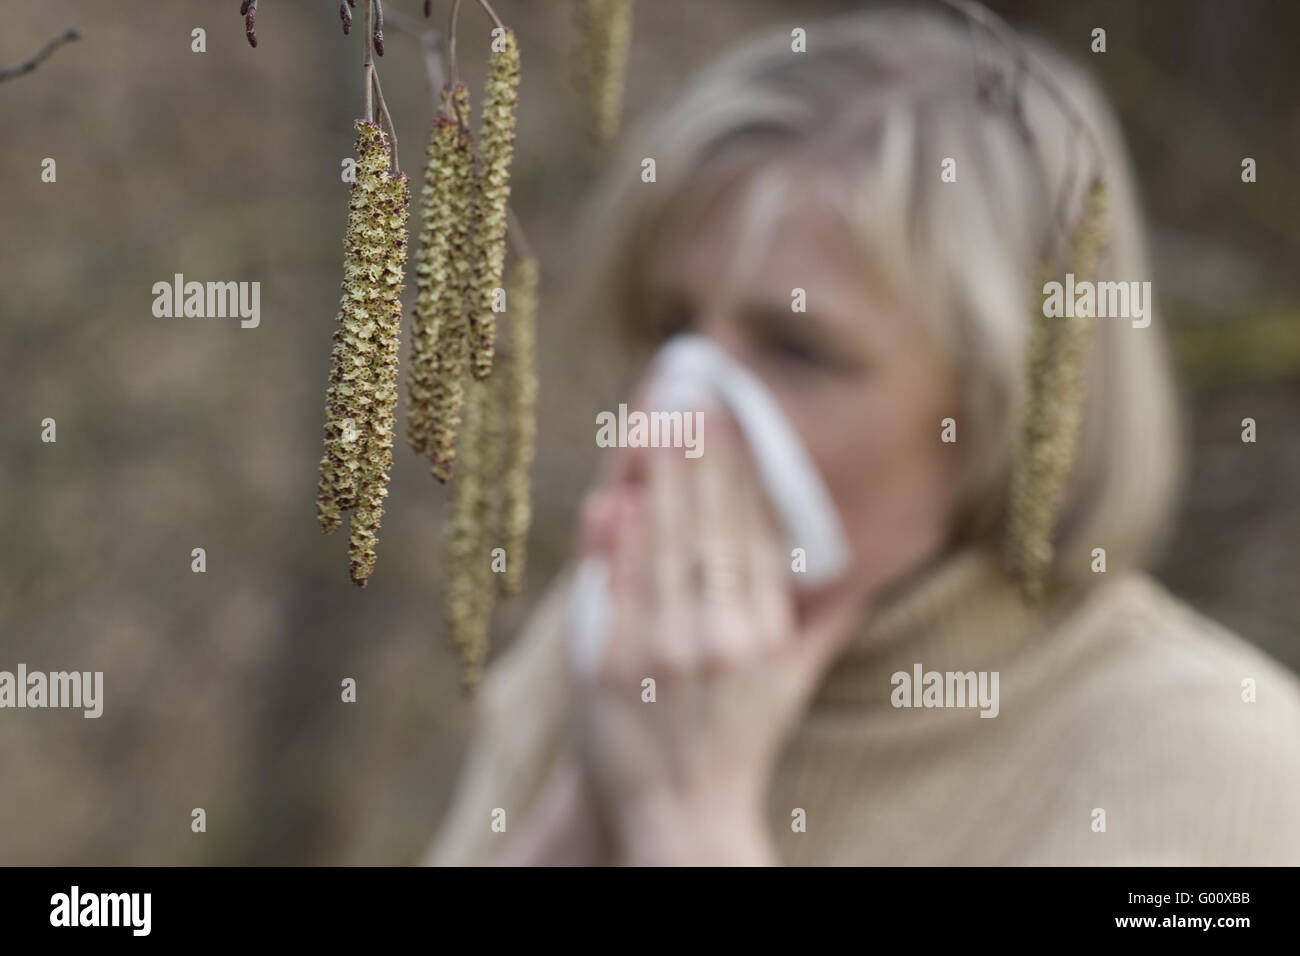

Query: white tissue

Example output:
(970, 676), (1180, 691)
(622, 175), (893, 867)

(568, 334), (852, 676)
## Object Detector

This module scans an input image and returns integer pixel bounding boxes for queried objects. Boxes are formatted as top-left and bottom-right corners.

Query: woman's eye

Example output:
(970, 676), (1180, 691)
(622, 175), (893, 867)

(772, 336), (824, 365)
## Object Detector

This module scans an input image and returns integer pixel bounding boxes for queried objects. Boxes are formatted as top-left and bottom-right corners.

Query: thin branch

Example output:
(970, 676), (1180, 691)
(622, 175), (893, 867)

(0, 27), (82, 84)
(939, 0), (1102, 165)
(372, 68), (399, 174)
(448, 0), (461, 88)
(363, 0), (375, 122)
(449, 0), (507, 84)
(473, 0), (505, 33)
(938, 0), (1104, 254)
(400, 0), (528, 261)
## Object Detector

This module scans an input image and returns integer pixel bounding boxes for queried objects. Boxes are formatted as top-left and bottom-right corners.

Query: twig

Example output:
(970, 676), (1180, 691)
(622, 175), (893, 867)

(0, 27), (82, 84)
(363, 0), (375, 122)
(372, 68), (400, 173)
(448, 0), (461, 88)
(474, 0), (505, 33)
(939, 0), (1101, 164)
(443, 2), (529, 262)
(938, 0), (1104, 253)
(449, 0), (507, 85)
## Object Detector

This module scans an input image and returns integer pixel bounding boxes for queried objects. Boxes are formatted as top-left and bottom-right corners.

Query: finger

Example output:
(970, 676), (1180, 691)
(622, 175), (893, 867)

(732, 443), (792, 648)
(695, 408), (751, 662)
(607, 491), (652, 678)
(650, 444), (693, 668)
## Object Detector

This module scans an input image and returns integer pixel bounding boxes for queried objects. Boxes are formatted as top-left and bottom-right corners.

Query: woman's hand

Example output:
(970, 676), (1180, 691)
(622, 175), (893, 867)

(571, 413), (862, 865)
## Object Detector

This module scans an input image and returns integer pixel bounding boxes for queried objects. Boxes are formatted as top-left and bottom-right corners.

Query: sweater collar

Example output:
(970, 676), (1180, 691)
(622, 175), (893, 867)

(812, 544), (1044, 709)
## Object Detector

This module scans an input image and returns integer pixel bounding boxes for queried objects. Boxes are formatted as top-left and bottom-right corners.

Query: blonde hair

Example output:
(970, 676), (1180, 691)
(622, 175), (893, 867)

(574, 7), (1183, 596)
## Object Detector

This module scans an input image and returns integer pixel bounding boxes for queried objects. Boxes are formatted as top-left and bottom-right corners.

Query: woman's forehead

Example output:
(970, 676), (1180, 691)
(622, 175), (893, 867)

(648, 162), (859, 299)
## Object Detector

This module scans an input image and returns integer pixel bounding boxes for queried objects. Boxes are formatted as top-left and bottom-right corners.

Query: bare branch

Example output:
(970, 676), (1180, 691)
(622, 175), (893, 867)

(372, 68), (399, 174)
(0, 27), (82, 84)
(474, 0), (505, 33)
(363, 0), (374, 122)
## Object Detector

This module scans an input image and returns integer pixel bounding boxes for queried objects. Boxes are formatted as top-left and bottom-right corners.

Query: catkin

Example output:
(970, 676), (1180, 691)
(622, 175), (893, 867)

(1005, 177), (1109, 603)
(501, 256), (539, 596)
(445, 381), (480, 673)
(430, 86), (477, 482)
(470, 377), (505, 680)
(576, 0), (633, 148)
(348, 161), (410, 587)
(447, 377), (503, 690)
(407, 113), (460, 459)
(317, 120), (395, 535)
(467, 28), (521, 381)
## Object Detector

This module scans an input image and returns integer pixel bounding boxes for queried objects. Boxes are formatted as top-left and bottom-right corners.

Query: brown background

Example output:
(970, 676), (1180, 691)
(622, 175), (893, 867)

(1, 0), (1296, 864)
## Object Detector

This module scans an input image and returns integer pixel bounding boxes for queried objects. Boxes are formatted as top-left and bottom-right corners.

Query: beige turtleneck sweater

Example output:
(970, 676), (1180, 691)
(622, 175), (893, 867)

(426, 545), (1300, 865)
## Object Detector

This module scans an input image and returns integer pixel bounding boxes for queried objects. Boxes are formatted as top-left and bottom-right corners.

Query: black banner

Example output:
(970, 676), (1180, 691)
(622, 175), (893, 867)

(0, 866), (1285, 943)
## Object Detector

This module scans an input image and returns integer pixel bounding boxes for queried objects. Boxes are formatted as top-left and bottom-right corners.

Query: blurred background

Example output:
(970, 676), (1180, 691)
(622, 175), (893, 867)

(1, 0), (1296, 864)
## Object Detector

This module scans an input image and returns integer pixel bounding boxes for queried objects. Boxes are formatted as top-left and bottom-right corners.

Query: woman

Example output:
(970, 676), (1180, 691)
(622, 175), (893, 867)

(426, 7), (1300, 865)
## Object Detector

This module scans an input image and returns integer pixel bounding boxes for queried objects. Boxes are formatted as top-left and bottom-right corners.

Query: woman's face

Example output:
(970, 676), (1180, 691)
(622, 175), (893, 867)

(627, 171), (964, 612)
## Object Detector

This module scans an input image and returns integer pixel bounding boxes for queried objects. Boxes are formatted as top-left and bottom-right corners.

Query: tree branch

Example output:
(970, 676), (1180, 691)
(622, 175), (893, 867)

(363, 0), (375, 122)
(372, 67), (399, 173)
(0, 27), (82, 84)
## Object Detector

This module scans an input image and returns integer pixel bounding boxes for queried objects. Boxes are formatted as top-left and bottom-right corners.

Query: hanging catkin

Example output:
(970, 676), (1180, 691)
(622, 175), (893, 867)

(297, 10), (536, 602)
(1005, 176), (1109, 603)
(576, 0), (632, 148)
(317, 120), (398, 536)
(445, 380), (480, 679)
(447, 376), (503, 690)
(348, 158), (410, 587)
(431, 85), (477, 482)
(501, 256), (539, 596)
(467, 29), (521, 381)
(407, 109), (460, 459)
(470, 375), (505, 679)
